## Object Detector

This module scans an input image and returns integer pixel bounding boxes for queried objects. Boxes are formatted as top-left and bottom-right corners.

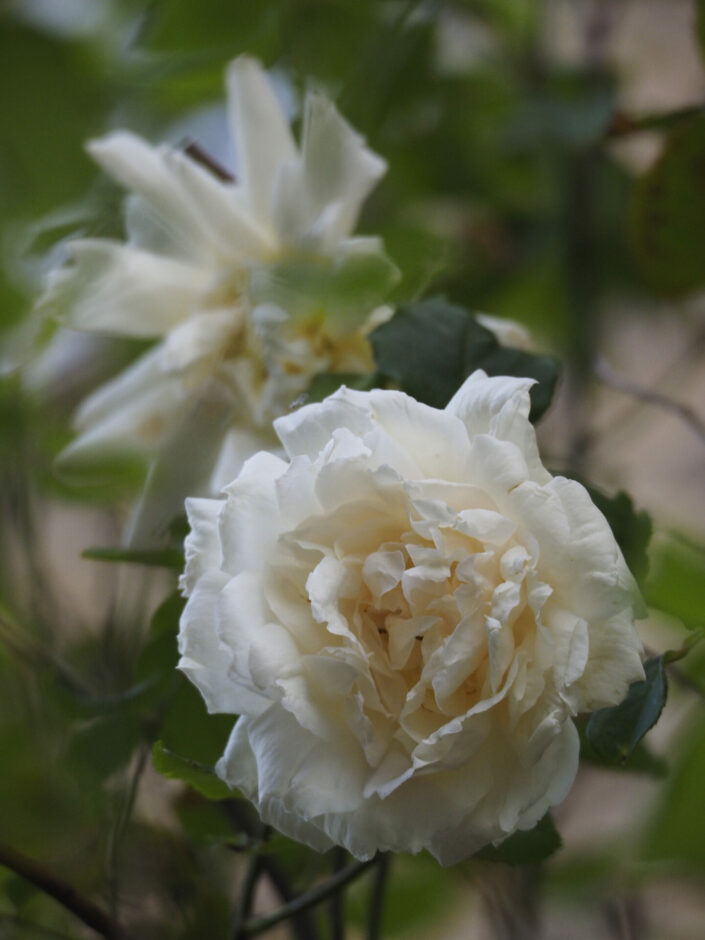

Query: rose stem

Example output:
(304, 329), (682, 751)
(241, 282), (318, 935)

(0, 840), (122, 939)
(230, 853), (265, 940)
(239, 858), (377, 937)
(366, 852), (390, 940)
(328, 846), (347, 940)
(220, 803), (320, 940)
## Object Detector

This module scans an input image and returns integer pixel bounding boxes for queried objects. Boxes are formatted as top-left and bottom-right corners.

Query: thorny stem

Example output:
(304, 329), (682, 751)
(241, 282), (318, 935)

(0, 841), (122, 939)
(238, 858), (377, 937)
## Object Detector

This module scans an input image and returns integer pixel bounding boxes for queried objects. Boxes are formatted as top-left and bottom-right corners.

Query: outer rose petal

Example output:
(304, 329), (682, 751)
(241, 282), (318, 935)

(43, 239), (212, 337)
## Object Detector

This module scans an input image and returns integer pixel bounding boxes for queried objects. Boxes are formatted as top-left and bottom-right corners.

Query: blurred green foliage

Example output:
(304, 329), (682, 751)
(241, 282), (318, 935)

(2, 0), (705, 937)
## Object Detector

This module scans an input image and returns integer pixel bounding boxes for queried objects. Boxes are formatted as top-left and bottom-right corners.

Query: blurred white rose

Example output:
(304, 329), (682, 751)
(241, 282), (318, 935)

(38, 56), (396, 526)
(178, 370), (644, 864)
(476, 313), (532, 350)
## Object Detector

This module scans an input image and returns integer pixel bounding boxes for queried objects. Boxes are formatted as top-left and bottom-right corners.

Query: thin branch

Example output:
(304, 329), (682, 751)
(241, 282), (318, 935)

(593, 357), (705, 449)
(366, 853), (390, 940)
(606, 104), (705, 139)
(219, 802), (320, 940)
(107, 742), (151, 921)
(230, 854), (265, 940)
(240, 858), (377, 937)
(182, 139), (235, 182)
(0, 841), (121, 939)
(329, 847), (347, 940)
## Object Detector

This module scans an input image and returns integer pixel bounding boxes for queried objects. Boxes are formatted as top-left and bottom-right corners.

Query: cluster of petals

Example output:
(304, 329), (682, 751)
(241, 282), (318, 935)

(40, 56), (394, 491)
(179, 371), (644, 864)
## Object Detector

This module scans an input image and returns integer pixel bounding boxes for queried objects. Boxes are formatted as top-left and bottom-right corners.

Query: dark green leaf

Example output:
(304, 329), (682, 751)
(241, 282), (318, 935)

(81, 545), (184, 569)
(134, 592), (184, 691)
(152, 740), (233, 801)
(585, 657), (667, 764)
(631, 115), (705, 294)
(579, 724), (667, 778)
(370, 296), (560, 418)
(158, 675), (234, 766)
(475, 814), (562, 865)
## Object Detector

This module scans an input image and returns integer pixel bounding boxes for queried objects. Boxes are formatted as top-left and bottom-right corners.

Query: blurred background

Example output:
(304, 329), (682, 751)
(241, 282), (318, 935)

(1, 1), (705, 937)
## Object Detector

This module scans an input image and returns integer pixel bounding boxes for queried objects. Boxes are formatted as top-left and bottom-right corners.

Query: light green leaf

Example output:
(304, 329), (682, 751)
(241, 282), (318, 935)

(645, 533), (705, 630)
(152, 741), (233, 801)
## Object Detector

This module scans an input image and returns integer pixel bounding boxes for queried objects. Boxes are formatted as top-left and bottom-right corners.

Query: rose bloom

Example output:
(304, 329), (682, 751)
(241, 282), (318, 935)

(39, 56), (395, 493)
(179, 371), (644, 864)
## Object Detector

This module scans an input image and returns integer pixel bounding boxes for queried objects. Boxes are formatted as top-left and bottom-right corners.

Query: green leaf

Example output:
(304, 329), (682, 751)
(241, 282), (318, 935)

(643, 717), (705, 870)
(133, 592), (184, 692)
(585, 657), (667, 764)
(175, 791), (241, 846)
(579, 724), (667, 778)
(81, 545), (184, 569)
(645, 533), (705, 629)
(631, 115), (705, 294)
(249, 251), (400, 329)
(369, 296), (560, 419)
(475, 814), (562, 865)
(152, 741), (233, 801)
(69, 713), (144, 777)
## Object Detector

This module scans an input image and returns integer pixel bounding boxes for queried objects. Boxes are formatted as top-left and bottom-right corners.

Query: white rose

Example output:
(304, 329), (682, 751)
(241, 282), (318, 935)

(39, 56), (395, 490)
(178, 370), (644, 864)
(475, 313), (532, 350)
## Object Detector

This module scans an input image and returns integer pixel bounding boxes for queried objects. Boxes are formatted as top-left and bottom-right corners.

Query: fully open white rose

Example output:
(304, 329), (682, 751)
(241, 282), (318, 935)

(179, 370), (644, 864)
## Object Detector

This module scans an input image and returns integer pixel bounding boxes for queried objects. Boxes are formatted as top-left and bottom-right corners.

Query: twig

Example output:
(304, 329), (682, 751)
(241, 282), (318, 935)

(606, 104), (705, 139)
(594, 357), (705, 449)
(230, 854), (265, 940)
(367, 853), (390, 940)
(329, 847), (347, 940)
(239, 858), (377, 937)
(219, 802), (320, 940)
(182, 139), (235, 182)
(107, 742), (151, 921)
(0, 841), (121, 939)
